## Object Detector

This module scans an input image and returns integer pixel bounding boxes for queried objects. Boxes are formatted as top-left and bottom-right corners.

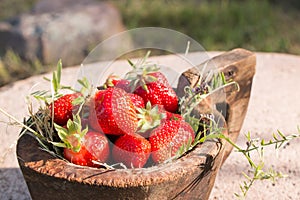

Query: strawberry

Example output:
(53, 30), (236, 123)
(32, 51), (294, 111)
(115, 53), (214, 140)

(49, 93), (82, 126)
(54, 115), (110, 167)
(64, 145), (94, 166)
(104, 75), (145, 108)
(104, 74), (130, 92)
(128, 93), (145, 109)
(136, 102), (166, 138)
(135, 103), (182, 139)
(112, 134), (151, 168)
(89, 87), (138, 135)
(126, 63), (178, 113)
(149, 118), (195, 164)
(157, 105), (182, 122)
(64, 131), (110, 167)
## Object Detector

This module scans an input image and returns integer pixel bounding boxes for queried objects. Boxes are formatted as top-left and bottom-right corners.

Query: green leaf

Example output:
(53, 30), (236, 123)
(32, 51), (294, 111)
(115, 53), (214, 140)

(52, 71), (58, 93)
(50, 141), (67, 148)
(81, 127), (88, 138)
(234, 193), (240, 198)
(272, 132), (279, 141)
(144, 75), (157, 83)
(72, 96), (84, 106)
(67, 119), (77, 134)
(54, 124), (68, 139)
(277, 130), (286, 140)
(43, 76), (51, 82)
(57, 59), (62, 85)
(77, 77), (88, 88)
(142, 50), (151, 63)
(31, 90), (50, 101)
(127, 59), (135, 67)
(51, 59), (63, 94)
(77, 77), (91, 95)
(141, 80), (148, 91)
(242, 172), (251, 181)
(72, 144), (81, 153)
(221, 71), (227, 84)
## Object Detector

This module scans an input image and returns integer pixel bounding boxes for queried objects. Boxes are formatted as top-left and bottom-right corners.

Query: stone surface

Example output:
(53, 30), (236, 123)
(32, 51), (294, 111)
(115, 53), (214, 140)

(33, 0), (95, 14)
(0, 0), (127, 66)
(0, 51), (300, 199)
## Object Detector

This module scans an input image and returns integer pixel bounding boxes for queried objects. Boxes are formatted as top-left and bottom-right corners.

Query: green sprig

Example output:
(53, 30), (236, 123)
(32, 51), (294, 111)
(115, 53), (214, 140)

(125, 51), (159, 92)
(230, 129), (300, 198)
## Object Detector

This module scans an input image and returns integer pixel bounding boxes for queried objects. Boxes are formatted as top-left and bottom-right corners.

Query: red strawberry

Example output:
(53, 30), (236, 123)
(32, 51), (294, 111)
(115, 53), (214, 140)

(64, 146), (93, 166)
(164, 112), (182, 122)
(135, 103), (182, 139)
(128, 93), (145, 109)
(157, 105), (182, 122)
(54, 115), (110, 167)
(89, 88), (138, 135)
(149, 119), (195, 164)
(112, 134), (151, 168)
(49, 93), (82, 126)
(126, 64), (178, 113)
(136, 102), (166, 138)
(104, 74), (130, 92)
(64, 131), (110, 167)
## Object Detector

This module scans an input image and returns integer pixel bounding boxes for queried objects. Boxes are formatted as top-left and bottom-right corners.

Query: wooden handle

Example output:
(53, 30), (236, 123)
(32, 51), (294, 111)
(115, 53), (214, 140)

(177, 48), (256, 163)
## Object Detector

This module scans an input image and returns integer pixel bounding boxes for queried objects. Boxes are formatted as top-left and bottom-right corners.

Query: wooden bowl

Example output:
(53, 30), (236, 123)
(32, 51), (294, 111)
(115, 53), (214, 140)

(17, 122), (226, 200)
(16, 48), (255, 200)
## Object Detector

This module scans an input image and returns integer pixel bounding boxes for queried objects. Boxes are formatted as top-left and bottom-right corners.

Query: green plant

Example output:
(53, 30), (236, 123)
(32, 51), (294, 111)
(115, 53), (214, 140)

(0, 0), (37, 20)
(112, 0), (300, 55)
(231, 129), (300, 198)
(173, 114), (300, 198)
(0, 50), (44, 86)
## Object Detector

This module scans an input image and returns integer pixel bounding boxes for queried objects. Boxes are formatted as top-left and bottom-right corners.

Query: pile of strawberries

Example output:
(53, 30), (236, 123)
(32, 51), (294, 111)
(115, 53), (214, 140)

(48, 62), (195, 168)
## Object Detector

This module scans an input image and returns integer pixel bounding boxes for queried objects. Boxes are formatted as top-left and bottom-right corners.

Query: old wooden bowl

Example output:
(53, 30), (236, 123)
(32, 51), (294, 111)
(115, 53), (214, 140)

(17, 48), (256, 200)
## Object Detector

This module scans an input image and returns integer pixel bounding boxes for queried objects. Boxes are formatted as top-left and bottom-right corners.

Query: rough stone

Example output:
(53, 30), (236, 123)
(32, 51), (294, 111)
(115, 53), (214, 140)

(0, 0), (127, 66)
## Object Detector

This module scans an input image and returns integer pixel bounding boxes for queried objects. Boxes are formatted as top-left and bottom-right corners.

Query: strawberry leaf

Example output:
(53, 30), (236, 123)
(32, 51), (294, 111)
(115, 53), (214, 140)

(54, 123), (68, 140)
(125, 51), (161, 93)
(52, 114), (87, 152)
(137, 102), (166, 133)
(144, 75), (157, 83)
(142, 50), (151, 64)
(50, 141), (68, 148)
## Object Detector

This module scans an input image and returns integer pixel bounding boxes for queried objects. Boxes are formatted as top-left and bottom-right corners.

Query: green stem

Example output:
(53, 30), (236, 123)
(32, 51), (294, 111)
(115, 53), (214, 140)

(241, 134), (299, 153)
(220, 134), (257, 168)
(241, 176), (255, 198)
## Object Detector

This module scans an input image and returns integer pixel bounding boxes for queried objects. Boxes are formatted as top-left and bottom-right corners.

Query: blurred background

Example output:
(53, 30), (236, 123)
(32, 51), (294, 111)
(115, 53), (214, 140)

(0, 0), (299, 87)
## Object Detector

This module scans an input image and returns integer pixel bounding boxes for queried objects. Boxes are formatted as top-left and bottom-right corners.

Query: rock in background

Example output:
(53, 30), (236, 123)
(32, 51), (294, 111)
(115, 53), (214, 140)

(0, 0), (127, 66)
